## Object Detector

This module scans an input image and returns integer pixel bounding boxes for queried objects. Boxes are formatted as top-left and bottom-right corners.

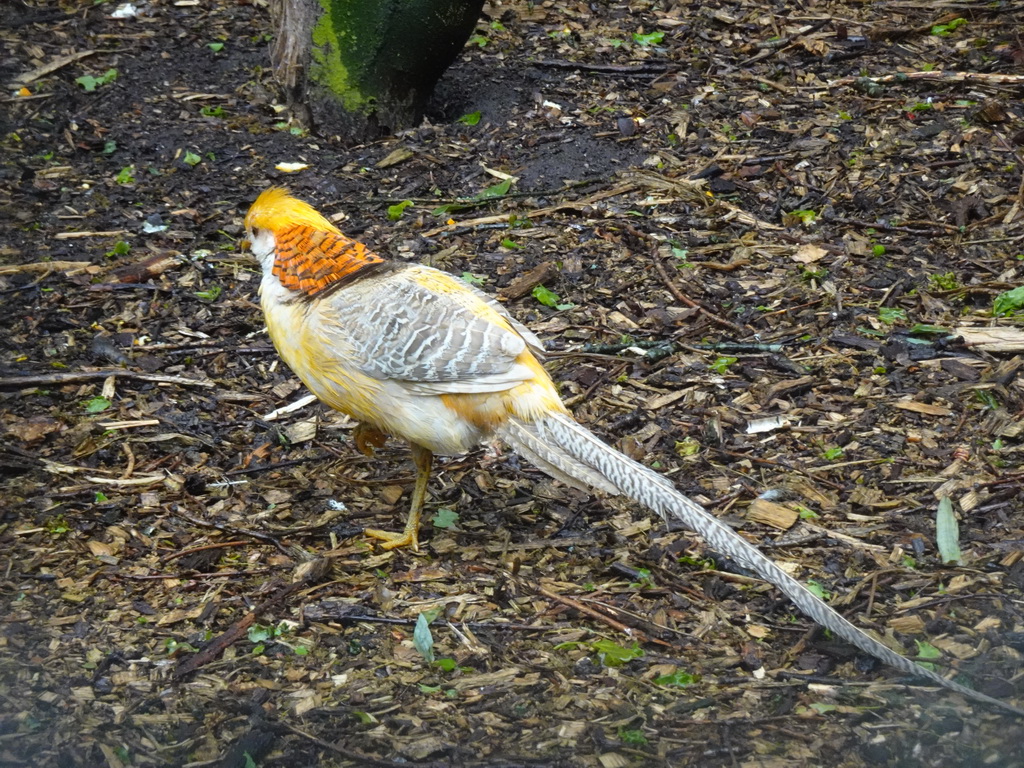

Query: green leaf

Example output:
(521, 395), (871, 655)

(433, 657), (457, 672)
(248, 624), (273, 644)
(710, 356), (737, 374)
(500, 238), (522, 250)
(94, 491), (108, 503)
(208, 42), (224, 52)
(387, 200), (413, 220)
(993, 285), (1024, 317)
(914, 639), (941, 670)
(200, 105), (225, 118)
(805, 579), (831, 600)
(532, 284), (562, 307)
(618, 728), (648, 745)
(787, 208), (817, 224)
(591, 638), (644, 667)
(460, 272), (486, 287)
(632, 30), (664, 46)
(431, 508), (459, 529)
(935, 496), (963, 565)
(628, 568), (655, 589)
(84, 396), (111, 414)
(194, 285), (222, 302)
(654, 670), (698, 687)
(478, 178), (512, 200)
(418, 683), (441, 694)
(413, 612), (435, 663)
(115, 166), (135, 185)
(931, 17), (967, 36)
(908, 323), (948, 335)
(915, 640), (942, 659)
(878, 306), (907, 325)
(674, 437), (700, 457)
(928, 272), (958, 291)
(243, 753), (258, 768)
(183, 150), (201, 167)
(822, 446), (843, 462)
(808, 702), (837, 714)
(458, 111), (482, 126)
(75, 68), (117, 92)
(105, 240), (130, 258)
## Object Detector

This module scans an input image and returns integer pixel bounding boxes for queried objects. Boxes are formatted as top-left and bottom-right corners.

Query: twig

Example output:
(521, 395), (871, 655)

(422, 183), (637, 237)
(301, 605), (555, 633)
(0, 370), (215, 389)
(0, 260), (93, 275)
(274, 720), (448, 768)
(827, 215), (956, 235)
(173, 580), (304, 678)
(173, 511), (291, 555)
(651, 254), (746, 335)
(9, 50), (98, 88)
(533, 59), (669, 75)
(159, 540), (251, 563)
(830, 71), (1024, 89)
(740, 72), (793, 94)
(110, 569), (272, 581)
(535, 585), (641, 638)
(54, 229), (128, 240)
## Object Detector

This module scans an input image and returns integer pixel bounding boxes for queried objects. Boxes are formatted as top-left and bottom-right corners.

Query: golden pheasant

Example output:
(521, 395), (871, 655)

(243, 187), (1021, 715)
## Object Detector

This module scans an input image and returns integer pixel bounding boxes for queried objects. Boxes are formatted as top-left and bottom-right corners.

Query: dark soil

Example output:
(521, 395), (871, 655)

(2, 1), (1024, 767)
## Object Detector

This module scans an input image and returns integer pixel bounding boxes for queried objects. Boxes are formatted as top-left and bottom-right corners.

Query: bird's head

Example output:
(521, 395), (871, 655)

(243, 187), (340, 272)
(243, 187), (385, 298)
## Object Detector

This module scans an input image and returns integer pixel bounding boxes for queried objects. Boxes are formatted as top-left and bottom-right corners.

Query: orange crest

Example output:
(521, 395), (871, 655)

(273, 225), (385, 297)
(246, 187), (387, 297)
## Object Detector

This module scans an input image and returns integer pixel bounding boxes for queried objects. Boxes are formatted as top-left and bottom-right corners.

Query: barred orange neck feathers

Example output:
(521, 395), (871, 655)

(273, 225), (385, 297)
(245, 187), (385, 298)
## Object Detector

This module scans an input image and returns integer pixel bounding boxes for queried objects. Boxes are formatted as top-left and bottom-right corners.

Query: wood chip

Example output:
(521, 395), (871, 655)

(497, 261), (559, 300)
(376, 146), (414, 168)
(954, 325), (1024, 353)
(746, 499), (799, 529)
(893, 399), (952, 416)
(888, 614), (926, 634)
(9, 50), (98, 88)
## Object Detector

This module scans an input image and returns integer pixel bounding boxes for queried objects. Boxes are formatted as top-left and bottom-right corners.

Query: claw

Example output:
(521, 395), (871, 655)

(365, 526), (419, 551)
(353, 422), (388, 456)
(363, 443), (431, 552)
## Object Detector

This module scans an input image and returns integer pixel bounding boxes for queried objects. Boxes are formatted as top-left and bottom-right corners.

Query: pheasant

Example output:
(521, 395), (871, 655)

(243, 186), (1021, 715)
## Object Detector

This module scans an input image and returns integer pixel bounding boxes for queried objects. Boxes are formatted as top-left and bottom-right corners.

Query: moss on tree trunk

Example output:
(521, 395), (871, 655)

(270, 0), (484, 140)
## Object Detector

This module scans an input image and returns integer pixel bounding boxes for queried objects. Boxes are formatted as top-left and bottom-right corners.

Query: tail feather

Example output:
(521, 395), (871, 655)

(496, 419), (619, 496)
(502, 411), (1023, 715)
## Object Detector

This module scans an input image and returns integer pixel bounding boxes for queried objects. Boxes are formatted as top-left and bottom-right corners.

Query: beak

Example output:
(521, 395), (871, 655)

(239, 238), (251, 252)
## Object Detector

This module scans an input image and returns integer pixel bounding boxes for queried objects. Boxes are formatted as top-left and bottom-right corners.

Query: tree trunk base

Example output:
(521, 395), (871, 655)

(270, 0), (484, 141)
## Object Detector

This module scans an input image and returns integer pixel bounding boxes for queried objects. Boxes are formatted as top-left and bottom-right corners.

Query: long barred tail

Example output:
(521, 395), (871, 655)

(497, 411), (1023, 716)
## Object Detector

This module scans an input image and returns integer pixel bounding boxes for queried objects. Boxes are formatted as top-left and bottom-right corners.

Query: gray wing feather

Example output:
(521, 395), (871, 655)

(321, 269), (530, 385)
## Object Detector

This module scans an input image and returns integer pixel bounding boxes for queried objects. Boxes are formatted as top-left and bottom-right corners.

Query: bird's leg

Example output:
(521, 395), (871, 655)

(365, 443), (432, 551)
(353, 421), (388, 456)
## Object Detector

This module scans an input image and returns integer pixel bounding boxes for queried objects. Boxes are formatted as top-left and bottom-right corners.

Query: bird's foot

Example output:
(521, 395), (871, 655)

(365, 526), (419, 551)
(353, 423), (388, 456)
